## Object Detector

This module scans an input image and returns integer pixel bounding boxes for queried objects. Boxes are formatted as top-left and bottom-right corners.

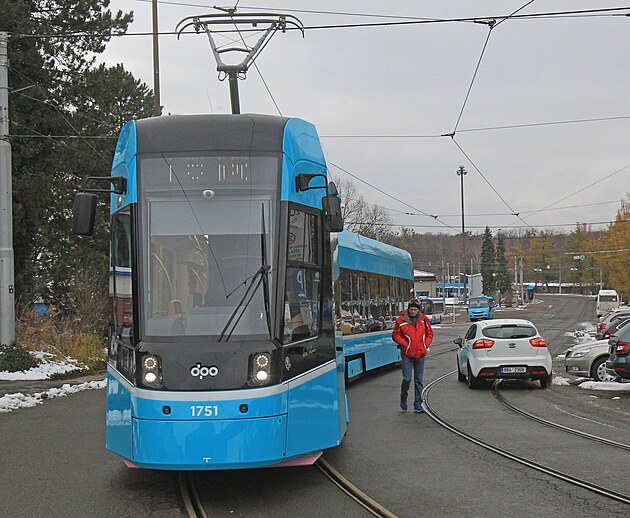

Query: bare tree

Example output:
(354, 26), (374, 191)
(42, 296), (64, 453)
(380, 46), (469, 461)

(335, 177), (395, 240)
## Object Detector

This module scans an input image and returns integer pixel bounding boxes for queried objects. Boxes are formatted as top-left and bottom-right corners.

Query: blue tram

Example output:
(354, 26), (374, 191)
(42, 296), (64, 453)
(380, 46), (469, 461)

(73, 114), (412, 470)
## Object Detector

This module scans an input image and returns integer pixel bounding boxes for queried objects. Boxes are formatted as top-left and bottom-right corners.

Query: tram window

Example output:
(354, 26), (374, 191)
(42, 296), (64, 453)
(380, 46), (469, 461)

(288, 210), (317, 264)
(111, 209), (134, 349)
(284, 267), (321, 344)
(284, 208), (321, 344)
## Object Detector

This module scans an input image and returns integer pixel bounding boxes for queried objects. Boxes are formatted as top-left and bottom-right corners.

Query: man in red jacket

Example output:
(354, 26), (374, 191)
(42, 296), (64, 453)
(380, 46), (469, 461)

(392, 299), (434, 413)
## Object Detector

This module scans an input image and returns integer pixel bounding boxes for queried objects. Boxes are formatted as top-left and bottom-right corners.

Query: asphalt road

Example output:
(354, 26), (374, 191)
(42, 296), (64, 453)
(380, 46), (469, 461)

(1, 294), (628, 517)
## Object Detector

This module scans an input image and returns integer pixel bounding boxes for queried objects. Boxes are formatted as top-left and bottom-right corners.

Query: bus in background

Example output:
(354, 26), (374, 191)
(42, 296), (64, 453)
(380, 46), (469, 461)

(597, 289), (620, 317)
(417, 297), (444, 324)
(468, 295), (495, 321)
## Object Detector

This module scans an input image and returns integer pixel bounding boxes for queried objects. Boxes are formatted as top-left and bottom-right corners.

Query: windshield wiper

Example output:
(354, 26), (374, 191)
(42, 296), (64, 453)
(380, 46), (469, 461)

(218, 204), (273, 342)
(218, 263), (270, 342)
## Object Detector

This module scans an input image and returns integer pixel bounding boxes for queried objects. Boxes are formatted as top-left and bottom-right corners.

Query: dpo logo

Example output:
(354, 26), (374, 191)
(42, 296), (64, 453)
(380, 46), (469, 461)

(190, 363), (219, 379)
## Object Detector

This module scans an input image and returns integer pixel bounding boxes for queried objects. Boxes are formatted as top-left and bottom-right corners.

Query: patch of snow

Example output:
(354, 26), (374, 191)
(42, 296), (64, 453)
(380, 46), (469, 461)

(556, 354), (565, 359)
(0, 380), (106, 413)
(564, 329), (597, 345)
(578, 381), (630, 391)
(0, 353), (87, 380)
(553, 376), (571, 386)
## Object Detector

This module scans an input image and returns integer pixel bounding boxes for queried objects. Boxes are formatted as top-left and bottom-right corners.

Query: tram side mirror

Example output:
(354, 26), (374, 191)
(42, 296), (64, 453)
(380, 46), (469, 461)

(72, 192), (98, 236)
(322, 182), (344, 232)
(453, 337), (463, 347)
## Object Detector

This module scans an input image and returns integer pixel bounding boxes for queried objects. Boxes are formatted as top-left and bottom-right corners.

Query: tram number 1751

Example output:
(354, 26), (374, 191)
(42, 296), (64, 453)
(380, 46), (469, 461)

(191, 405), (219, 417)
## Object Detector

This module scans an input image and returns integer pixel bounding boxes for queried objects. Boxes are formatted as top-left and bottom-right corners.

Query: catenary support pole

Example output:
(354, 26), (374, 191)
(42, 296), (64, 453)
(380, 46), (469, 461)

(0, 32), (15, 345)
(151, 0), (161, 116)
(519, 257), (524, 305)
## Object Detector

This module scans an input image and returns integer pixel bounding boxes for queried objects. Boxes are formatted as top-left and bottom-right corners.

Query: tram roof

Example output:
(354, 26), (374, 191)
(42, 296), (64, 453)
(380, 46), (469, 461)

(338, 231), (413, 280)
(133, 114), (289, 154)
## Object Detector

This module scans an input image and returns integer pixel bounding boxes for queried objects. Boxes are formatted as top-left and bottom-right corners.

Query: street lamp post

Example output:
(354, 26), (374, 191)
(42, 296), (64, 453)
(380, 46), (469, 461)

(457, 166), (467, 301)
(456, 166), (467, 255)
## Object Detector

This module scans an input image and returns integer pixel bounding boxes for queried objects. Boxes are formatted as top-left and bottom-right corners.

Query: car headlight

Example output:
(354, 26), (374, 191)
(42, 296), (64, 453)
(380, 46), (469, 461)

(249, 352), (272, 386)
(570, 348), (590, 358)
(141, 354), (163, 388)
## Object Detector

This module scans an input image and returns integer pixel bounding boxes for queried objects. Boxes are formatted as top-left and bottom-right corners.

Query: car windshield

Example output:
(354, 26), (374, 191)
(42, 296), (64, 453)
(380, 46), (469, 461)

(139, 154), (279, 339)
(482, 325), (536, 339)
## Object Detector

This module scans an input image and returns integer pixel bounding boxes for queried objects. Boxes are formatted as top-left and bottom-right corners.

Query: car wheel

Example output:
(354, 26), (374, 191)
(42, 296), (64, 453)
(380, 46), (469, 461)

(457, 357), (466, 382)
(591, 356), (620, 382)
(467, 362), (482, 389)
(539, 373), (552, 389)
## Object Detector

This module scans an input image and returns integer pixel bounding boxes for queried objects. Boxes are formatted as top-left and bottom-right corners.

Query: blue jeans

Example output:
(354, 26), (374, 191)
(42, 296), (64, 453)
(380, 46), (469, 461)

(401, 356), (425, 410)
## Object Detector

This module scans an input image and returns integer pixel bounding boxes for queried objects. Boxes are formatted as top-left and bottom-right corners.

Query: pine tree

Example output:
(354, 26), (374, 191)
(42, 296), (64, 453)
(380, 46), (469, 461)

(1, 1), (152, 319)
(480, 227), (496, 295)
(495, 233), (512, 305)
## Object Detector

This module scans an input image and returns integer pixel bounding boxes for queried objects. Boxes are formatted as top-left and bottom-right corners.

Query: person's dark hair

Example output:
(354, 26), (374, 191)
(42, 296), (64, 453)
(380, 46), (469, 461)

(407, 299), (421, 310)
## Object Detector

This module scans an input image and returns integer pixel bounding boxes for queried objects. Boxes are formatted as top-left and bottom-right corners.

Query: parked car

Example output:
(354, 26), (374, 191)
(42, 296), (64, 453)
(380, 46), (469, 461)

(564, 339), (620, 382)
(596, 308), (630, 333)
(595, 316), (630, 341)
(606, 325), (630, 379)
(454, 319), (553, 389)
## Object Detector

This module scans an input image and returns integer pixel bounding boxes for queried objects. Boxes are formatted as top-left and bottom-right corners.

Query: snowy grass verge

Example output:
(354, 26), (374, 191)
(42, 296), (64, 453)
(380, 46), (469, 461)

(0, 380), (106, 413)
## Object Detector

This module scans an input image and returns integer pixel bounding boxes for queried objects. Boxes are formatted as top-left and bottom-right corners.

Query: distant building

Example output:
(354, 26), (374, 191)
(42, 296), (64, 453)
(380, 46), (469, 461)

(414, 270), (437, 298)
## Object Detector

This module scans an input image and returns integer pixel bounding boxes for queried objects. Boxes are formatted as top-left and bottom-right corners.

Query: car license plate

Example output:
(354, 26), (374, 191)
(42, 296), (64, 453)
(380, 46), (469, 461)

(501, 366), (526, 374)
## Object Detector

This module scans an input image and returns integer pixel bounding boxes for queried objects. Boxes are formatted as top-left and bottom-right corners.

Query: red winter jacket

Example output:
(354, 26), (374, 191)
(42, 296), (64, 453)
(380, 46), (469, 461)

(392, 311), (434, 359)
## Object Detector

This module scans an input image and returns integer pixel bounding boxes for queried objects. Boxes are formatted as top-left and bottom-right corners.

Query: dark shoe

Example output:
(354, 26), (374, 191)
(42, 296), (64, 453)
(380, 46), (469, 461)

(414, 406), (424, 413)
(400, 402), (408, 411)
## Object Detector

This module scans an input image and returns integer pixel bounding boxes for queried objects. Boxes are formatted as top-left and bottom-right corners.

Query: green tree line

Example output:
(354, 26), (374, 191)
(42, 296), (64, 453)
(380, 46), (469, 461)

(2, 0), (152, 332)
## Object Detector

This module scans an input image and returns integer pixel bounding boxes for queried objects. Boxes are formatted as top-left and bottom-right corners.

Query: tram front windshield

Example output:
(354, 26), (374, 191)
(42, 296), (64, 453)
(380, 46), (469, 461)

(139, 154), (279, 340)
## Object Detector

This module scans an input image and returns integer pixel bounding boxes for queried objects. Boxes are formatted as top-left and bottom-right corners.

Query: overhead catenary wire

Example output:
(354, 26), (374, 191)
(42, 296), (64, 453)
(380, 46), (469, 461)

(449, 137), (536, 231)
(11, 6), (630, 39)
(346, 219), (628, 229)
(331, 161), (460, 233)
(8, 2), (627, 235)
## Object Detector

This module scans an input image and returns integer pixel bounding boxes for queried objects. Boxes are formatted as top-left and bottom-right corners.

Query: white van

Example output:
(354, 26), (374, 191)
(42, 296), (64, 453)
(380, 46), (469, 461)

(596, 289), (620, 317)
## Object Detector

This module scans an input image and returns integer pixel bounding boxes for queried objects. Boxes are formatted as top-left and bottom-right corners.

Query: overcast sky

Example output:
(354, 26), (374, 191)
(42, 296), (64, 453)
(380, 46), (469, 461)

(100, 1), (630, 235)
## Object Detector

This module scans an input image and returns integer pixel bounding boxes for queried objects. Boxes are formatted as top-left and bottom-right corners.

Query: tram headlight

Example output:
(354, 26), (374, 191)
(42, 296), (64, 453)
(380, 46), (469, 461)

(140, 354), (162, 388)
(249, 352), (272, 385)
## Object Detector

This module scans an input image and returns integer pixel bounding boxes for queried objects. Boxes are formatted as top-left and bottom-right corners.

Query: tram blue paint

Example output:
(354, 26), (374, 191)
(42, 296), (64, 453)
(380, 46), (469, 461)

(346, 358), (364, 378)
(286, 363), (341, 458)
(281, 118), (327, 208)
(133, 416), (287, 470)
(105, 370), (133, 460)
(337, 231), (412, 280)
(343, 331), (402, 372)
(110, 120), (138, 208)
(88, 114), (416, 471)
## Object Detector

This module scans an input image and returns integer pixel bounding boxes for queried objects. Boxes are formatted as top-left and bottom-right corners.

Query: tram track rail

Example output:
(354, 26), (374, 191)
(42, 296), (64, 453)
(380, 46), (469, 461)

(179, 471), (208, 518)
(315, 457), (399, 518)
(423, 371), (630, 506)
(491, 380), (630, 451)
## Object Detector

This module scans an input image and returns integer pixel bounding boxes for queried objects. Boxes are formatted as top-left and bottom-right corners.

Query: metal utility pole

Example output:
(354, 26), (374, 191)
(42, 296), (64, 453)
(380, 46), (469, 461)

(559, 262), (562, 295)
(151, 0), (161, 116)
(519, 257), (524, 305)
(457, 166), (467, 258)
(0, 32), (15, 345)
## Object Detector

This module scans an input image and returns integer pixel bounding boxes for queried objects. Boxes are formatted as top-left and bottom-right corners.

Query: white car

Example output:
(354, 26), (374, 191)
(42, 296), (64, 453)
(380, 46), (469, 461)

(455, 319), (553, 389)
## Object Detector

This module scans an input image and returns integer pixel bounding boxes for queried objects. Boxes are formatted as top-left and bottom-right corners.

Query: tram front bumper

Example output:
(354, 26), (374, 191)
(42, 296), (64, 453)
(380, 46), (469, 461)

(131, 415), (288, 470)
